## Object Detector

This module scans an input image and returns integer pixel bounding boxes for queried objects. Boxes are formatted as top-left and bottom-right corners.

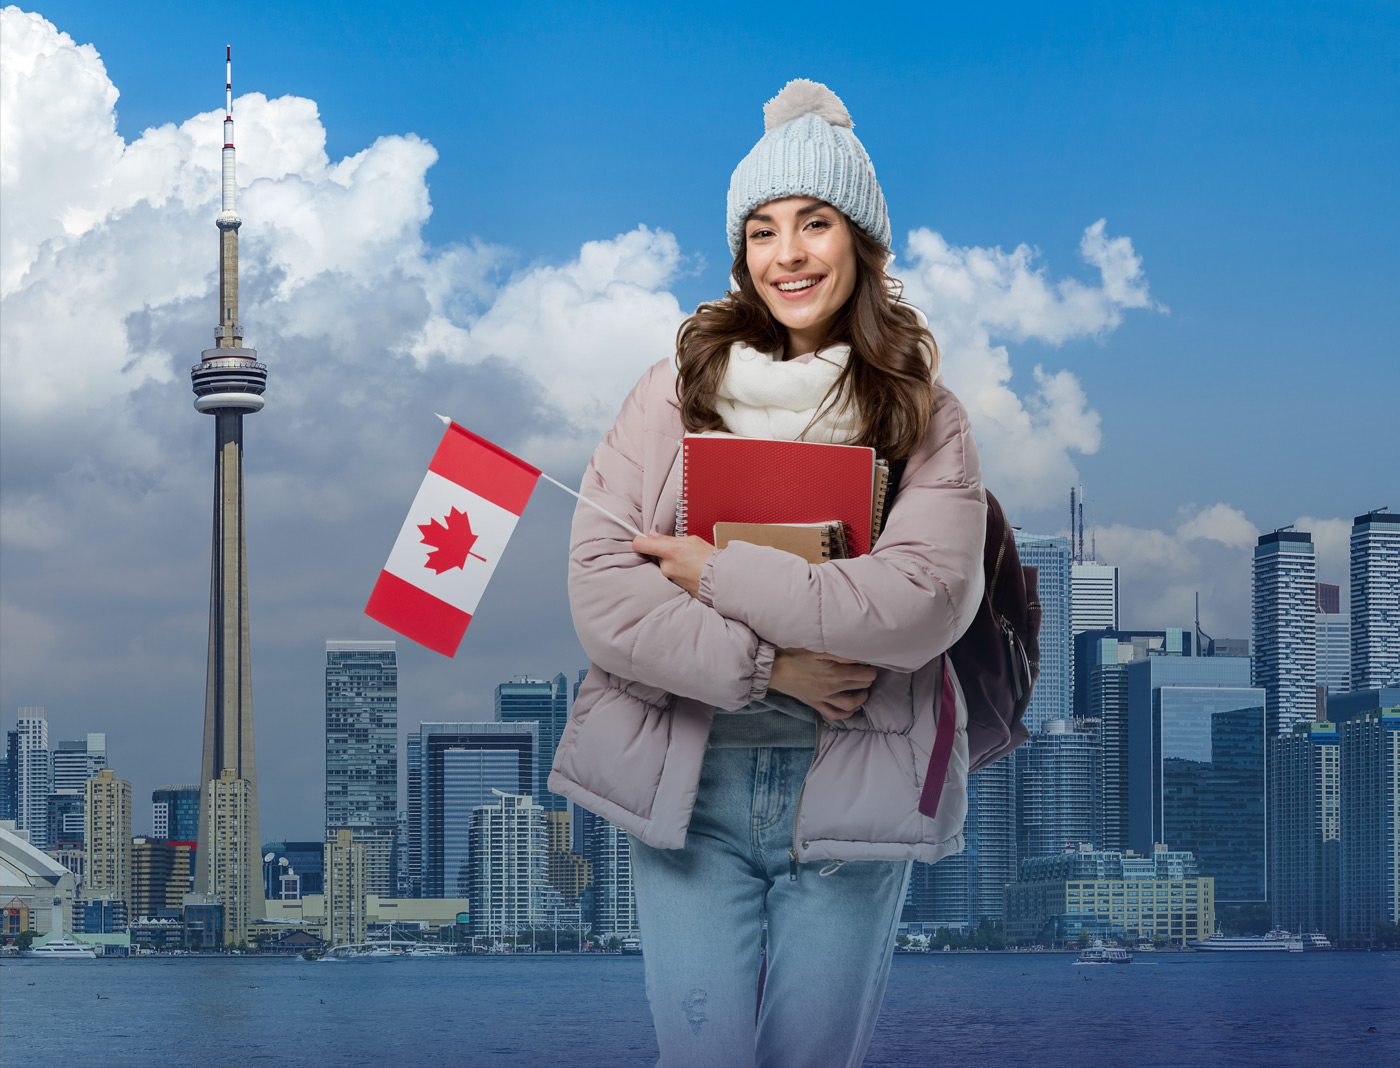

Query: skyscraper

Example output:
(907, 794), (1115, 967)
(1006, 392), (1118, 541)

(15, 708), (49, 847)
(1350, 508), (1400, 690)
(83, 768), (132, 910)
(575, 806), (638, 941)
(1, 729), (17, 822)
(1071, 563), (1119, 636)
(468, 790), (557, 942)
(414, 722), (538, 897)
(325, 641), (398, 896)
(496, 673), (570, 811)
(151, 785), (201, 843)
(324, 828), (367, 948)
(204, 768), (255, 946)
(1016, 720), (1098, 859)
(1315, 582), (1350, 698)
(1338, 708), (1399, 946)
(1013, 533), (1072, 733)
(190, 50), (267, 935)
(50, 734), (106, 792)
(1267, 722), (1339, 937)
(1252, 529), (1317, 735)
(1126, 656), (1267, 904)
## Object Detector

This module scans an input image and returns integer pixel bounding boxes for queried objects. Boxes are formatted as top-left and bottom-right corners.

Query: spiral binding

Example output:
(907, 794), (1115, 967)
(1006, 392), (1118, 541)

(675, 437), (690, 537)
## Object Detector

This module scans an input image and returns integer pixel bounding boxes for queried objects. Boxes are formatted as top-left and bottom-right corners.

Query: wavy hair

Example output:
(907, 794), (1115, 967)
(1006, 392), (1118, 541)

(675, 216), (939, 461)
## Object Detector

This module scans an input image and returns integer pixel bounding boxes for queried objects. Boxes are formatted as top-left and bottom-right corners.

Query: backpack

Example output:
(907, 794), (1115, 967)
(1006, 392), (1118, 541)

(882, 463), (1041, 818)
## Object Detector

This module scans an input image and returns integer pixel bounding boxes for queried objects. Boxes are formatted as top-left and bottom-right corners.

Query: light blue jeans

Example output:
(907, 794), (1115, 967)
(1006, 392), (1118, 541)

(629, 746), (912, 1068)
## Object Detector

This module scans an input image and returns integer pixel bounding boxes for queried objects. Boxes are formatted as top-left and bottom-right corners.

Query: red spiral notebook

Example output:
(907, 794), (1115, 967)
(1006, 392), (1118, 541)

(676, 434), (879, 556)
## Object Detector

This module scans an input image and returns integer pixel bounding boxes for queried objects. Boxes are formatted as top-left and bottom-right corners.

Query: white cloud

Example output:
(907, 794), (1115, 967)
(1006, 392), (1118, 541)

(895, 219), (1162, 512)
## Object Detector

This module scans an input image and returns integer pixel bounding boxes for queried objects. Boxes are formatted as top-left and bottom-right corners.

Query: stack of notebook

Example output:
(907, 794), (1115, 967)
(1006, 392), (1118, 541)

(676, 434), (893, 562)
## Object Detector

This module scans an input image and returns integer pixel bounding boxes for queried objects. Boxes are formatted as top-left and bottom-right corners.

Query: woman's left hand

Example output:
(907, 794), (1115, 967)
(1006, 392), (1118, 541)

(632, 532), (715, 599)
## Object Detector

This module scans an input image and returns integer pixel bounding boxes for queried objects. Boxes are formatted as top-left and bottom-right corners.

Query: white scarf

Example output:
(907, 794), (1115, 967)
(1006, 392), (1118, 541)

(713, 342), (861, 443)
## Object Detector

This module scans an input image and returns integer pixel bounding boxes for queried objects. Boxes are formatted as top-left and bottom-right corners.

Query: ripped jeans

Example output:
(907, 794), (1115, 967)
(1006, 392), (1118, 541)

(628, 746), (912, 1068)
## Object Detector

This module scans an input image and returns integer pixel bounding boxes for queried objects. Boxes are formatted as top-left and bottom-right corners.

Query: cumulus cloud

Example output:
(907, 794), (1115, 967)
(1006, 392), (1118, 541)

(0, 7), (1160, 830)
(895, 219), (1161, 511)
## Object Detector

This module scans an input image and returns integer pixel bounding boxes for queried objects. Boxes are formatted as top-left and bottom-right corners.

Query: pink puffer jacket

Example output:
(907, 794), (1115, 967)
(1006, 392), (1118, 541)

(548, 359), (987, 865)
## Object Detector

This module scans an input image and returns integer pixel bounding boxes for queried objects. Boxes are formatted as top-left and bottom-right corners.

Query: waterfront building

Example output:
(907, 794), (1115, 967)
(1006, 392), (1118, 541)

(496, 673), (570, 811)
(1077, 630), (1189, 851)
(467, 790), (560, 941)
(574, 806), (638, 940)
(1267, 723), (1340, 937)
(1013, 533), (1072, 733)
(1, 729), (17, 822)
(151, 785), (201, 842)
(1017, 720), (1098, 859)
(324, 828), (367, 947)
(83, 769), (132, 913)
(204, 768), (257, 945)
(131, 837), (193, 920)
(1252, 529), (1317, 735)
(414, 722), (538, 898)
(262, 841), (325, 898)
(545, 810), (591, 908)
(1338, 708), (1400, 946)
(1350, 508), (1400, 690)
(1127, 656), (1266, 904)
(1003, 843), (1211, 946)
(190, 52), (267, 939)
(181, 896), (226, 951)
(325, 641), (398, 897)
(16, 707), (49, 848)
(79, 895), (128, 935)
(0, 820), (78, 935)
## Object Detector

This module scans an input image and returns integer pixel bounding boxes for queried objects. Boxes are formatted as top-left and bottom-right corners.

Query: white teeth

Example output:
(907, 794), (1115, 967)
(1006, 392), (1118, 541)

(776, 278), (820, 291)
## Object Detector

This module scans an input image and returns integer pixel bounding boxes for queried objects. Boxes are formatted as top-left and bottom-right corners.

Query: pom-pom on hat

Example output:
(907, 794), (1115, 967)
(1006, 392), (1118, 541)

(727, 79), (890, 257)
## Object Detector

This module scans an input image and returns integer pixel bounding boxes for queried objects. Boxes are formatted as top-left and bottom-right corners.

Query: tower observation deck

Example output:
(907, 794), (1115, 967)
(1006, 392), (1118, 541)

(190, 47), (265, 939)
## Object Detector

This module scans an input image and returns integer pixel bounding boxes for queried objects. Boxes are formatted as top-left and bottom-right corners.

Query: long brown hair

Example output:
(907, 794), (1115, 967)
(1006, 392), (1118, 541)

(675, 216), (939, 461)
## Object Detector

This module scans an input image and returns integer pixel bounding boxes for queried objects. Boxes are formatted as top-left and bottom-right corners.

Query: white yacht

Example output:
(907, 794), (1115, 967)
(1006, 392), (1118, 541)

(21, 934), (98, 960)
(1190, 929), (1303, 952)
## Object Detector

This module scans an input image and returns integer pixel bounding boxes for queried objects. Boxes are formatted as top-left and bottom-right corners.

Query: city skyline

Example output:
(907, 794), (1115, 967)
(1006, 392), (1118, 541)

(2, 3), (1396, 834)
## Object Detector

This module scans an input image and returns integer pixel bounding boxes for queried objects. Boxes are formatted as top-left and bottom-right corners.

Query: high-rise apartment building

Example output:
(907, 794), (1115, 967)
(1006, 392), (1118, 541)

(1338, 708), (1400, 946)
(324, 827), (367, 948)
(404, 731), (422, 898)
(1016, 720), (1098, 859)
(1013, 534), (1072, 733)
(83, 768), (132, 909)
(204, 768), (256, 946)
(131, 837), (194, 920)
(496, 673), (569, 811)
(1350, 509), (1400, 690)
(16, 707), (49, 847)
(325, 641), (398, 897)
(1252, 529), (1318, 735)
(413, 722), (538, 898)
(1267, 722), (1339, 937)
(544, 810), (591, 908)
(152, 785), (201, 842)
(1127, 656), (1266, 904)
(468, 790), (559, 941)
(573, 806), (638, 940)
(1, 729), (17, 822)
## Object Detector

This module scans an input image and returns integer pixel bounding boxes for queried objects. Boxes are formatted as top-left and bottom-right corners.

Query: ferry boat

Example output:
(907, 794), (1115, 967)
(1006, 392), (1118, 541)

(21, 934), (98, 960)
(619, 937), (642, 955)
(1074, 943), (1132, 965)
(1190, 929), (1303, 952)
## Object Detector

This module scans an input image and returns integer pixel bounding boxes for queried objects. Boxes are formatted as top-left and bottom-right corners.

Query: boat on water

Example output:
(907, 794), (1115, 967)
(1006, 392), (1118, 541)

(320, 942), (401, 961)
(1074, 942), (1132, 965)
(21, 934), (98, 961)
(1190, 929), (1305, 952)
(619, 937), (642, 955)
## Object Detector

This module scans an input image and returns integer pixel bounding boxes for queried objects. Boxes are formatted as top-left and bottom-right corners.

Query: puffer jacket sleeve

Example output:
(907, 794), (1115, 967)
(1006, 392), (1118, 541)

(569, 362), (776, 710)
(698, 388), (987, 673)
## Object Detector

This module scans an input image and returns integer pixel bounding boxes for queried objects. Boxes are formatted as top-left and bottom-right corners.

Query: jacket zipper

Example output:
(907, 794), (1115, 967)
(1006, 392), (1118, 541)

(988, 522), (1009, 602)
(789, 715), (824, 880)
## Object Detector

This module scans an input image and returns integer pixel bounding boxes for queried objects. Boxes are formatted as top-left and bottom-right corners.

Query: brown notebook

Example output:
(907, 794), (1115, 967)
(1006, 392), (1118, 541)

(713, 521), (849, 564)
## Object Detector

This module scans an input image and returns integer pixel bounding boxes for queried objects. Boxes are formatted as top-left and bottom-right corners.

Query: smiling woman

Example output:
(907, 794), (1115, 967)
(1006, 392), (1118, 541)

(550, 79), (989, 1068)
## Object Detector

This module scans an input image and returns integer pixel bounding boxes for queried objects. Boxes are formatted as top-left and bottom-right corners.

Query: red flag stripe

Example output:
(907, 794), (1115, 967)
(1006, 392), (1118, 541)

(365, 569), (472, 657)
(429, 424), (539, 516)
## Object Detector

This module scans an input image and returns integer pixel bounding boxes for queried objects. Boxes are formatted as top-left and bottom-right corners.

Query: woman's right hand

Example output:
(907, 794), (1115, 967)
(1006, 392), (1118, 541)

(768, 648), (877, 721)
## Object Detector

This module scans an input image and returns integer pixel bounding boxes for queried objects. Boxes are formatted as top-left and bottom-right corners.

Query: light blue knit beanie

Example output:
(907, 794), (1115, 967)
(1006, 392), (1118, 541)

(727, 79), (890, 257)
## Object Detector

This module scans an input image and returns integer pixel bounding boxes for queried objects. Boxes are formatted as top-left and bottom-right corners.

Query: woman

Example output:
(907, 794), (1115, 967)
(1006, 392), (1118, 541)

(548, 80), (987, 1067)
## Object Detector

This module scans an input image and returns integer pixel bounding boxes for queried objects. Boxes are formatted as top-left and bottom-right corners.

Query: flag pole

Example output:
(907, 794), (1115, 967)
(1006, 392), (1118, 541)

(435, 414), (644, 539)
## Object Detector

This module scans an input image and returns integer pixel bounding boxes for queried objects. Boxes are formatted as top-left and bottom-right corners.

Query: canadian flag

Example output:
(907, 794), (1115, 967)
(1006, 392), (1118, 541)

(366, 422), (540, 656)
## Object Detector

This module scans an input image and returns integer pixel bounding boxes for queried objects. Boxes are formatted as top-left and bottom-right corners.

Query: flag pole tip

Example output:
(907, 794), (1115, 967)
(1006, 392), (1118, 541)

(434, 413), (452, 426)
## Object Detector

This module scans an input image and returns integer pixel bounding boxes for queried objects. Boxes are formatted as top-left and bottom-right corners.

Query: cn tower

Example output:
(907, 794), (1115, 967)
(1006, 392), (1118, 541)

(190, 47), (266, 936)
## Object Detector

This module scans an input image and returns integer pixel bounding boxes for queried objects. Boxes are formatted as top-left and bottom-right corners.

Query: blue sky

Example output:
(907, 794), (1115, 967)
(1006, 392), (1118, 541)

(3, 2), (1396, 833)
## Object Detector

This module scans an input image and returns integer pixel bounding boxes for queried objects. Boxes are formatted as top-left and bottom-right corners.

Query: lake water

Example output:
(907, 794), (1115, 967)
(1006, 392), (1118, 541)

(2, 951), (1394, 1067)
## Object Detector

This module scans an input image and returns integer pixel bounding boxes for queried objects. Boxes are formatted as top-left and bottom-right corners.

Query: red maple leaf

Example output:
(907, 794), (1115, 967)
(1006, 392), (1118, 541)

(418, 506), (487, 574)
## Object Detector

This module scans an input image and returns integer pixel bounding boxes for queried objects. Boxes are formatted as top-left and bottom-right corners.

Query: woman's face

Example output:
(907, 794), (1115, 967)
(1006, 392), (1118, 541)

(743, 196), (858, 356)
